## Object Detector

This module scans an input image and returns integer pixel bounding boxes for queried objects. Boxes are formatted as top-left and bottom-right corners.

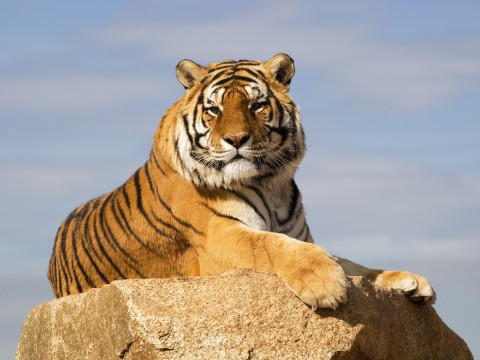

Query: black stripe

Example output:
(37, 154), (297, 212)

(193, 168), (201, 183)
(194, 129), (209, 149)
(268, 106), (274, 122)
(236, 60), (261, 66)
(182, 115), (195, 146)
(102, 192), (140, 266)
(193, 92), (203, 117)
(48, 255), (59, 296)
(292, 222), (308, 242)
(236, 67), (263, 79)
(122, 185), (131, 209)
(84, 205), (115, 284)
(49, 234), (60, 296)
(47, 257), (55, 288)
(233, 75), (258, 84)
(101, 196), (140, 269)
(71, 223), (94, 292)
(280, 208), (305, 236)
(133, 168), (175, 239)
(265, 124), (291, 146)
(144, 162), (205, 236)
(143, 164), (183, 239)
(92, 213), (126, 279)
(74, 202), (89, 217)
(253, 171), (277, 181)
(203, 203), (247, 226)
(271, 94), (285, 128)
(208, 63), (235, 72)
(211, 76), (234, 88)
(80, 200), (112, 285)
(277, 180), (300, 226)
(81, 227), (110, 285)
(210, 68), (233, 83)
(58, 254), (69, 295)
(150, 212), (192, 254)
(53, 257), (63, 297)
(109, 199), (144, 274)
(227, 189), (268, 225)
(285, 106), (299, 138)
(151, 150), (167, 176)
(174, 139), (187, 172)
(200, 110), (209, 129)
(134, 167), (192, 255)
(83, 197), (120, 283)
(59, 212), (77, 293)
(115, 195), (163, 257)
(246, 185), (273, 221)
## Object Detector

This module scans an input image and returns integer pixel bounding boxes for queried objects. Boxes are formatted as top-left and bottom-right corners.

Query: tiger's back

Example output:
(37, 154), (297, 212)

(48, 157), (205, 297)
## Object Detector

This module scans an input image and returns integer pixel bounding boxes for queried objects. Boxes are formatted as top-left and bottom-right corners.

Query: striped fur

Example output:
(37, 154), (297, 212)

(48, 54), (436, 309)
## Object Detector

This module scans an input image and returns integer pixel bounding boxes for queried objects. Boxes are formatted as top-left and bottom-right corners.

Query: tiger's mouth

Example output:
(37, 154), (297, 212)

(232, 153), (264, 165)
(232, 154), (266, 170)
(190, 148), (265, 171)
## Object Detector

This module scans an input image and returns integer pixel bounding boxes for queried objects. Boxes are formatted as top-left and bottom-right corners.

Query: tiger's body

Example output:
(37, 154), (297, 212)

(48, 54), (435, 309)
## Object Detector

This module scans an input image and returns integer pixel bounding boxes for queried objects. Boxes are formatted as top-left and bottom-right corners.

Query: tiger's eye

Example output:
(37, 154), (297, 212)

(251, 101), (268, 112)
(206, 106), (221, 117)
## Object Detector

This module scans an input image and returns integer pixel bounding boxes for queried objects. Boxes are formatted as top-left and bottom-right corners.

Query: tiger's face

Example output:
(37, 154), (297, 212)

(170, 54), (305, 189)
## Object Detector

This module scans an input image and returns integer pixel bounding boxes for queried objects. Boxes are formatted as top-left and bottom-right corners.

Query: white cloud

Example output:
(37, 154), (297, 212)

(414, 238), (480, 259)
(296, 153), (480, 259)
(81, 1), (480, 112)
(0, 74), (175, 111)
(2, 1), (478, 113)
(1, 162), (138, 199)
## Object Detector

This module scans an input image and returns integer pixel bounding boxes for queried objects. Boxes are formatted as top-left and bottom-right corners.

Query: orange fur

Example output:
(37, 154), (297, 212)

(48, 54), (435, 308)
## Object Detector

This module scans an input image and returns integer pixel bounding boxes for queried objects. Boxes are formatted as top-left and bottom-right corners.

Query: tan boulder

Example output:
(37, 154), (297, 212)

(17, 269), (472, 359)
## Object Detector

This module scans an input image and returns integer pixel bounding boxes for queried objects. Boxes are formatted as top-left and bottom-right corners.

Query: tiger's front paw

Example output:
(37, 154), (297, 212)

(278, 244), (349, 310)
(376, 270), (436, 305)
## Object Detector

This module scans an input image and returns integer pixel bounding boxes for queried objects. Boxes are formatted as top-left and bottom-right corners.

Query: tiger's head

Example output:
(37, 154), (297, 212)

(158, 54), (305, 189)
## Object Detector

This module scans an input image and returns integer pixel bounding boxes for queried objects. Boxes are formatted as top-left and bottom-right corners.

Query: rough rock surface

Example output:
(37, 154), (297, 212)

(17, 269), (472, 360)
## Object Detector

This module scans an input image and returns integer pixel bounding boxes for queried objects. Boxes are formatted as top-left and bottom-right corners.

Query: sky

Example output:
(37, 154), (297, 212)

(1, 0), (479, 358)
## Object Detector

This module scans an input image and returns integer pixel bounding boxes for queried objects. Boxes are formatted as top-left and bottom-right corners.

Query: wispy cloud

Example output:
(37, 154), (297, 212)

(297, 153), (480, 259)
(2, 1), (478, 113)
(0, 74), (175, 112)
(81, 1), (480, 112)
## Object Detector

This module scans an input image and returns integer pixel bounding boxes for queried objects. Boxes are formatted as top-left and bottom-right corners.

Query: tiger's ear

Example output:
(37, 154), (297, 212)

(176, 59), (207, 89)
(265, 53), (295, 86)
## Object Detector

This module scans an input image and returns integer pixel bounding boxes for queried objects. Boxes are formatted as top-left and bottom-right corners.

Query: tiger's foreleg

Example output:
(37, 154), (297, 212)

(201, 220), (349, 310)
(333, 256), (436, 305)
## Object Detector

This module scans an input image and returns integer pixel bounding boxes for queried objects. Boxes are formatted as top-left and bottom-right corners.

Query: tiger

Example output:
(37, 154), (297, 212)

(48, 54), (436, 309)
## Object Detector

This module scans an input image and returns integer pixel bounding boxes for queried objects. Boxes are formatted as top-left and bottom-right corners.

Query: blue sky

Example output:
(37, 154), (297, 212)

(1, 1), (479, 358)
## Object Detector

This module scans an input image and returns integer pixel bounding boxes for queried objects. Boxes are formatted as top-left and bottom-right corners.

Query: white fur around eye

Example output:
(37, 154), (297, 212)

(211, 88), (226, 104)
(245, 85), (258, 97)
(198, 136), (208, 148)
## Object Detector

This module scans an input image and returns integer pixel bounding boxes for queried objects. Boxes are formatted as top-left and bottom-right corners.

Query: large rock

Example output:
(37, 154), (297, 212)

(17, 270), (472, 359)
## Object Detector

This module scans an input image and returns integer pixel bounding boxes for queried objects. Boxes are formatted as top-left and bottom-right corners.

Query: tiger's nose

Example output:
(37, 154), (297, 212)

(223, 132), (250, 148)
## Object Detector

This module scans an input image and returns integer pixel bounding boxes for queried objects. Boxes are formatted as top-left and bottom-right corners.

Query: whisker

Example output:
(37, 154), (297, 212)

(190, 137), (301, 173)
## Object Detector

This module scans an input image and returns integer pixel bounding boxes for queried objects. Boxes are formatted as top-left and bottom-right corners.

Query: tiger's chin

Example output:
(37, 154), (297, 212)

(222, 158), (260, 185)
